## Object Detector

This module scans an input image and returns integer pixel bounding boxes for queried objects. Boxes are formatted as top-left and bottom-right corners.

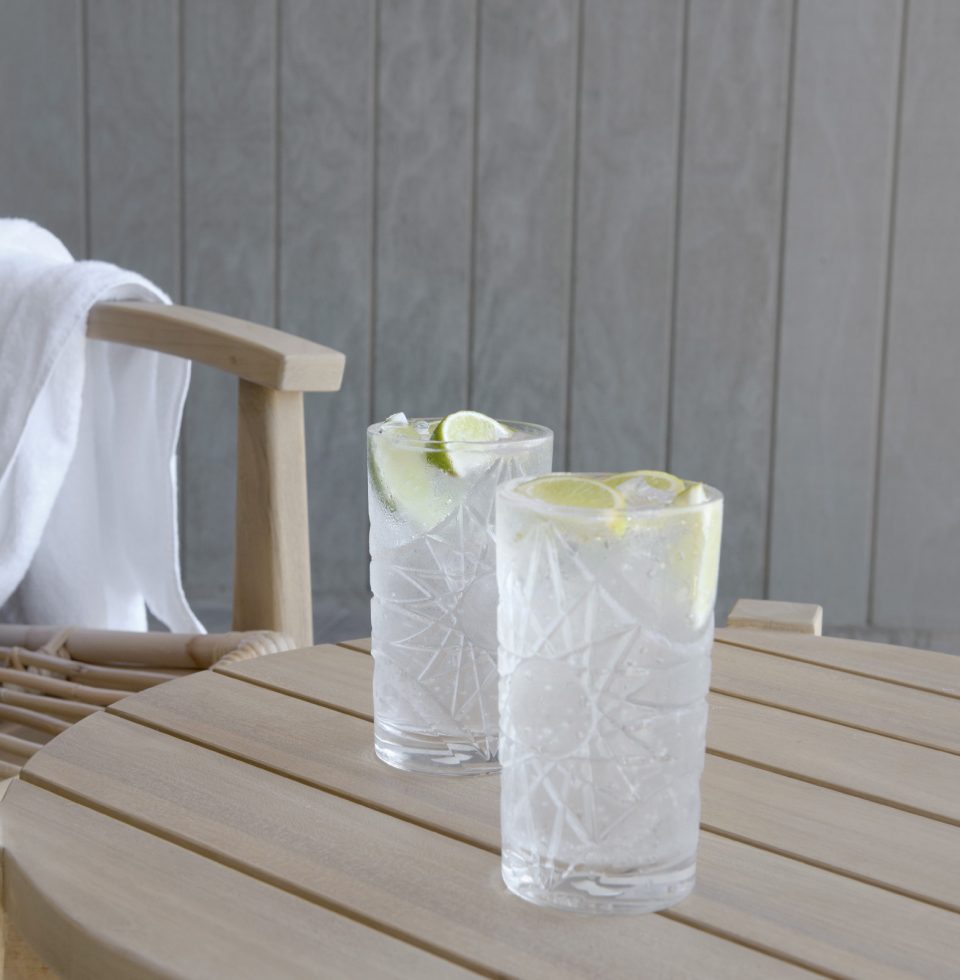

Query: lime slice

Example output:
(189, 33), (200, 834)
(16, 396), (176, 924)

(519, 475), (625, 510)
(426, 411), (512, 476)
(668, 481), (722, 628)
(369, 424), (454, 531)
(517, 475), (627, 534)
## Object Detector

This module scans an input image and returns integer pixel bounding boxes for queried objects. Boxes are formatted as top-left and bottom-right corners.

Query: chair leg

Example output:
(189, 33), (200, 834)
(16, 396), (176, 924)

(232, 380), (313, 648)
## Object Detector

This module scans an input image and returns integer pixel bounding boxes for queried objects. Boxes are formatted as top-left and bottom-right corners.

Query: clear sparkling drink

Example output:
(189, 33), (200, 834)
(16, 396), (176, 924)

(368, 414), (552, 775)
(496, 472), (723, 912)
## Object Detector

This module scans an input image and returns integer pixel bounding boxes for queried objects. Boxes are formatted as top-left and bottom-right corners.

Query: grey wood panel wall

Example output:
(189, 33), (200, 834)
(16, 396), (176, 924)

(2, 0), (959, 639)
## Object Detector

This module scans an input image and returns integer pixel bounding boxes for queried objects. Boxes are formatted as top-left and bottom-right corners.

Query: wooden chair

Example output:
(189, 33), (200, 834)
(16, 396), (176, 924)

(0, 301), (345, 773)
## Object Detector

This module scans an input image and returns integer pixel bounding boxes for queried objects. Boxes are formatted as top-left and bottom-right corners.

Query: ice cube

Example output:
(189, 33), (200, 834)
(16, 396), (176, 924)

(382, 412), (408, 427)
(414, 419), (432, 438)
(616, 476), (678, 508)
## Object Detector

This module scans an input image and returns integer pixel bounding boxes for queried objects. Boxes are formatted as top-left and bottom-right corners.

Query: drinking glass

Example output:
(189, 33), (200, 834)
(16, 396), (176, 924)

(368, 418), (552, 774)
(496, 473), (723, 911)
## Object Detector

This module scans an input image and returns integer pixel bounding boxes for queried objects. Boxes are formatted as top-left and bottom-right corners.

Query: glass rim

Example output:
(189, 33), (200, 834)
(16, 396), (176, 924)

(497, 472), (723, 519)
(367, 418), (554, 451)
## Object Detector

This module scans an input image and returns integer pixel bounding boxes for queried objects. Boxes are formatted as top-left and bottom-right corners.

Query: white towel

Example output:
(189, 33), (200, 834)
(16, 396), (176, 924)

(0, 219), (202, 633)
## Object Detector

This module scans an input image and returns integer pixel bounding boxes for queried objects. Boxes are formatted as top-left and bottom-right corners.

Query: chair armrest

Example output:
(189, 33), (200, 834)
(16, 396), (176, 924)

(87, 301), (345, 392)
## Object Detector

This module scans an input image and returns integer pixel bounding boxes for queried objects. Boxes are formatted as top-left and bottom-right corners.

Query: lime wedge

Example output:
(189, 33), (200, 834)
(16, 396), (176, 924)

(427, 411), (512, 476)
(369, 423), (454, 531)
(668, 481), (722, 628)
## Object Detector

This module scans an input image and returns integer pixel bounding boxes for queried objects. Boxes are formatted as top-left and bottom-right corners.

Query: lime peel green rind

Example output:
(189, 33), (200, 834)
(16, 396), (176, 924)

(426, 411), (512, 477)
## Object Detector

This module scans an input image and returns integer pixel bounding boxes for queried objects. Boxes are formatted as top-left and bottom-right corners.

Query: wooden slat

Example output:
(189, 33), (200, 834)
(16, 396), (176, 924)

(726, 599), (823, 635)
(470, 0), (579, 461)
(113, 671), (498, 850)
(279, 0), (374, 604)
(568, 0), (683, 471)
(340, 637), (372, 654)
(670, 0), (793, 606)
(217, 644), (374, 719)
(0, 1), (84, 255)
(701, 755), (960, 914)
(22, 714), (810, 980)
(125, 667), (960, 915)
(768, 0), (902, 626)
(86, 0), (178, 292)
(711, 642), (960, 755)
(716, 628), (960, 697)
(373, 0), (473, 420)
(873, 0), (960, 631)
(709, 692), (960, 824)
(181, 0), (276, 597)
(230, 641), (960, 824)
(1, 780), (467, 980)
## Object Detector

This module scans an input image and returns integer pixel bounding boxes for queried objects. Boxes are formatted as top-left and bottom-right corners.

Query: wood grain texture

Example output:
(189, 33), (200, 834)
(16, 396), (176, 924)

(181, 0), (277, 601)
(726, 598), (823, 634)
(470, 0), (578, 461)
(701, 754), (960, 914)
(87, 302), (344, 391)
(0, 0), (84, 256)
(873, 0), (960, 630)
(128, 663), (960, 915)
(22, 713), (808, 980)
(717, 627), (960, 697)
(373, 0), (474, 420)
(279, 0), (374, 603)
(73, 692), (960, 977)
(712, 642), (960, 755)
(86, 0), (178, 293)
(768, 0), (902, 626)
(670, 0), (793, 608)
(113, 669), (500, 850)
(217, 643), (374, 718)
(709, 691), (960, 823)
(1, 780), (467, 980)
(568, 0), (683, 472)
(233, 382), (312, 646)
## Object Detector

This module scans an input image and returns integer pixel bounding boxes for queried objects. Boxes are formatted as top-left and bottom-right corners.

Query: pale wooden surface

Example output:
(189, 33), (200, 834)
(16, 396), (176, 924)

(233, 382), (313, 648)
(4, 2), (960, 636)
(726, 598), (824, 634)
(87, 303), (345, 392)
(3, 601), (959, 978)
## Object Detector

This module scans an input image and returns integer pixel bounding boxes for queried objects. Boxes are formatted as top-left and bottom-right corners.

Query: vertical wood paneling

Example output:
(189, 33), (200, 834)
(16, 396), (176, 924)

(470, 0), (579, 461)
(4, 1), (959, 637)
(568, 0), (684, 473)
(670, 0), (794, 610)
(373, 0), (474, 421)
(86, 0), (179, 295)
(874, 1), (960, 630)
(0, 1), (84, 256)
(769, 0), (902, 626)
(280, 0), (374, 603)
(181, 0), (277, 601)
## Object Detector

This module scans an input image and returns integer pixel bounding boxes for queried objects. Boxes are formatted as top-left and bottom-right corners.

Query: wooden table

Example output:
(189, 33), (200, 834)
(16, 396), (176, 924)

(1, 600), (958, 979)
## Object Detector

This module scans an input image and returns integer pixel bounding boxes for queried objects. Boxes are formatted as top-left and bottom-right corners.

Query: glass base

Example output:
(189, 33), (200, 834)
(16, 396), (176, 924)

(374, 722), (500, 776)
(501, 851), (696, 914)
